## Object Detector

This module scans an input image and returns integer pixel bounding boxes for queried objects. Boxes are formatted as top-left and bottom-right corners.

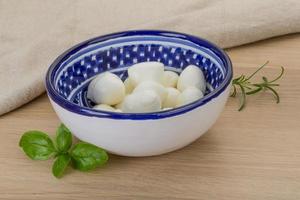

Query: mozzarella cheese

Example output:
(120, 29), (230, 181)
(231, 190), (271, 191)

(177, 65), (206, 93)
(128, 62), (164, 86)
(122, 90), (161, 113)
(87, 72), (125, 105)
(133, 81), (167, 102)
(93, 104), (117, 112)
(176, 87), (204, 107)
(162, 71), (179, 88)
(162, 87), (180, 108)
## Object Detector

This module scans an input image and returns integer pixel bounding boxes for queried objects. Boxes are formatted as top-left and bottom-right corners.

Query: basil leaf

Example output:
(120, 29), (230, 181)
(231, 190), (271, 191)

(19, 131), (55, 160)
(55, 124), (72, 153)
(52, 154), (71, 178)
(70, 142), (108, 171)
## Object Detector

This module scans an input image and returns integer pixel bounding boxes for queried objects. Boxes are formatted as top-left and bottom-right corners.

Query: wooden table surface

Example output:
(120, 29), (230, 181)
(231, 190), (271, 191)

(1, 34), (300, 200)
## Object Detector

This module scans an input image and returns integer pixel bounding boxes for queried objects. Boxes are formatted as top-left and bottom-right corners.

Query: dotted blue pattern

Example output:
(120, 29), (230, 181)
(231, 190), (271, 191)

(56, 44), (224, 107)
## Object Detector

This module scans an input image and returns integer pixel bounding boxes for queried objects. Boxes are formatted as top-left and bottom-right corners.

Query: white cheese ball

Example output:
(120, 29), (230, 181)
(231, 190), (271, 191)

(133, 81), (167, 102)
(124, 77), (134, 94)
(128, 62), (164, 86)
(122, 90), (161, 113)
(87, 76), (99, 102)
(177, 65), (206, 93)
(176, 87), (204, 107)
(115, 101), (123, 109)
(162, 71), (179, 88)
(162, 87), (180, 108)
(93, 104), (116, 112)
(87, 72), (125, 105)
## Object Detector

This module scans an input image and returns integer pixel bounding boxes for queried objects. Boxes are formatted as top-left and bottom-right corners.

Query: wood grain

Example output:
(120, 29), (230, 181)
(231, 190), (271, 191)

(0, 34), (300, 200)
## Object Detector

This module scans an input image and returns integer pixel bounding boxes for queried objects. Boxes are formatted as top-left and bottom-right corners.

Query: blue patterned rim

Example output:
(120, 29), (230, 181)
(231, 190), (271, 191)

(46, 30), (232, 120)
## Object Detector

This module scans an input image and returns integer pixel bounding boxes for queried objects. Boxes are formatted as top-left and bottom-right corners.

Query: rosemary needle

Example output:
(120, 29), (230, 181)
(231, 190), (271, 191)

(231, 61), (284, 111)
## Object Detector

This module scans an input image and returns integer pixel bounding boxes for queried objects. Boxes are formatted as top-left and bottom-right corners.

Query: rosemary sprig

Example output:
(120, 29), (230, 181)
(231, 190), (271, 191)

(231, 61), (284, 111)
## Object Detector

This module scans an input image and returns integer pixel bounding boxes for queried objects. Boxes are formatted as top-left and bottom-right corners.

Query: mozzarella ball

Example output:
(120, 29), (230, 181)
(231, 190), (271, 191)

(128, 62), (164, 86)
(162, 71), (179, 88)
(177, 65), (206, 93)
(162, 87), (180, 108)
(87, 72), (125, 105)
(176, 87), (204, 107)
(133, 81), (167, 102)
(115, 101), (123, 109)
(93, 104), (116, 112)
(122, 90), (161, 113)
(87, 75), (100, 103)
(124, 77), (134, 94)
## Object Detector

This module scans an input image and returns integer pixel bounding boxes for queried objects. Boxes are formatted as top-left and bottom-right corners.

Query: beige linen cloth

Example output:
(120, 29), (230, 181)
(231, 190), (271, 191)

(0, 0), (300, 115)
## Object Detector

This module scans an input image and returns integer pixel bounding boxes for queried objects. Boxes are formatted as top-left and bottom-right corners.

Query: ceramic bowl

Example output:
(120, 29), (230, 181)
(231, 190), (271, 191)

(45, 30), (232, 156)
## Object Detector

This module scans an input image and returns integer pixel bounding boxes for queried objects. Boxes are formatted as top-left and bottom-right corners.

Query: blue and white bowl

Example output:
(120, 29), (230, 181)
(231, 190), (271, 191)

(46, 30), (232, 156)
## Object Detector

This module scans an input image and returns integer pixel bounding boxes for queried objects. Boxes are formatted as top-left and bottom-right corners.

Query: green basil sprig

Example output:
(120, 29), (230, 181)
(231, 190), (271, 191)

(19, 124), (108, 178)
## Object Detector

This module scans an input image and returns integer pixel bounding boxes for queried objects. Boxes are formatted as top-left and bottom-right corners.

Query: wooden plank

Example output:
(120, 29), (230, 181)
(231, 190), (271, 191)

(0, 34), (299, 200)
